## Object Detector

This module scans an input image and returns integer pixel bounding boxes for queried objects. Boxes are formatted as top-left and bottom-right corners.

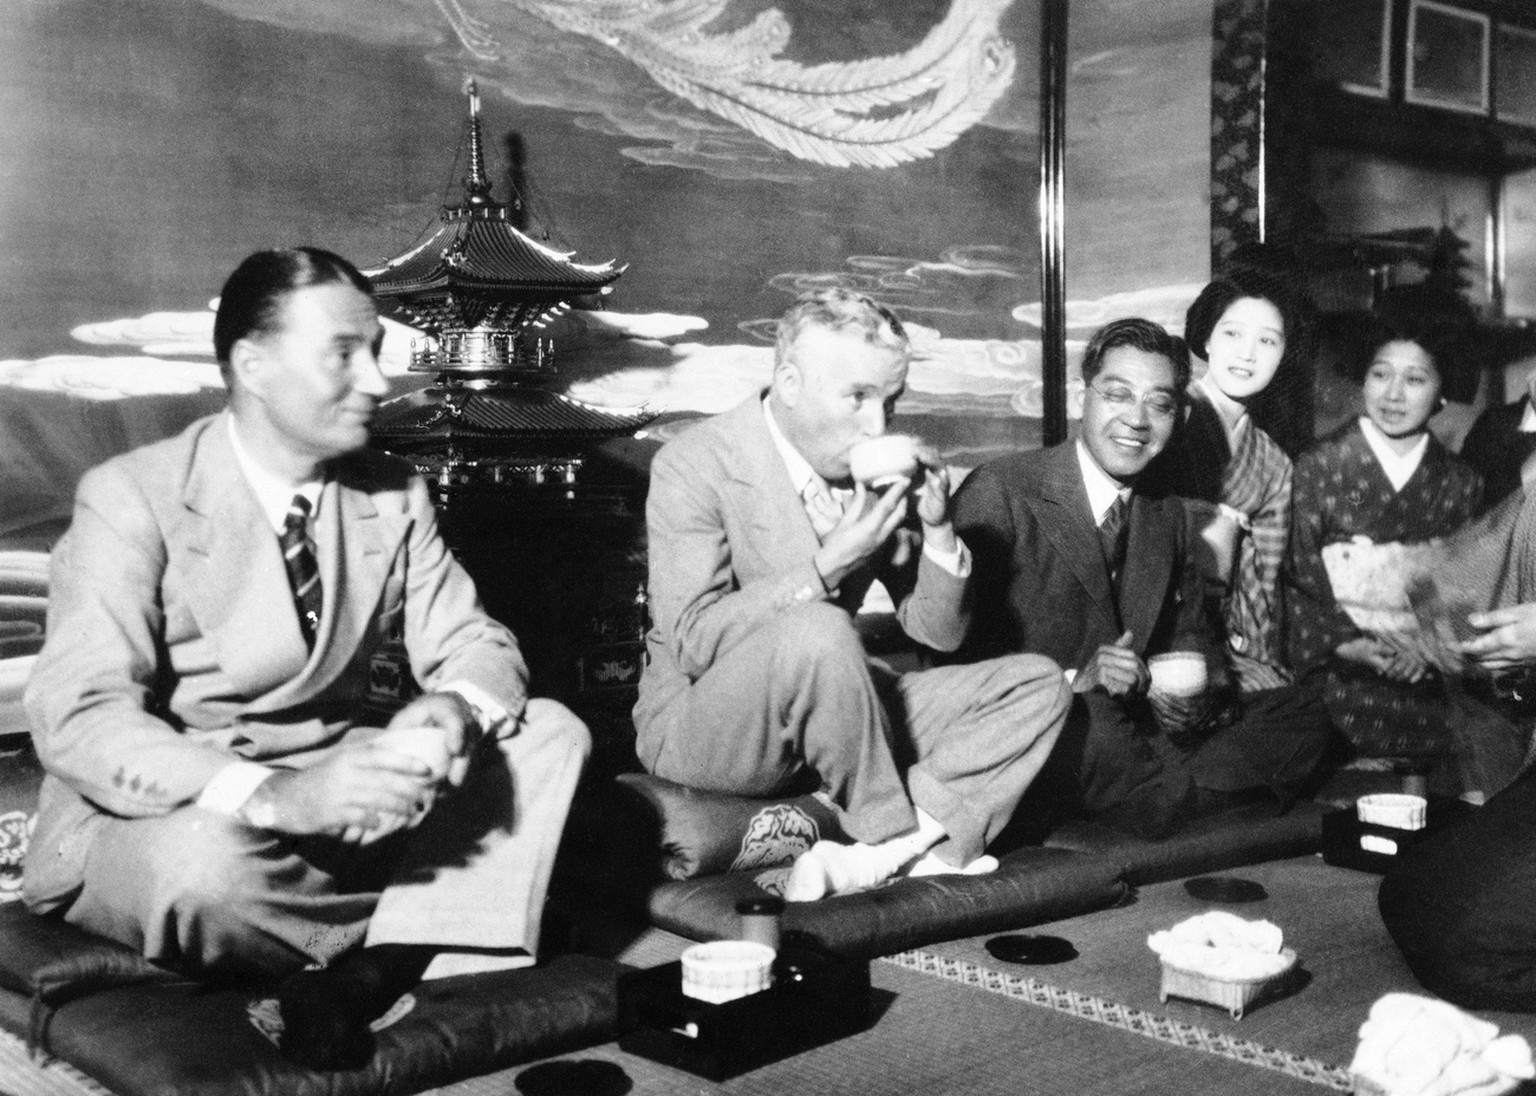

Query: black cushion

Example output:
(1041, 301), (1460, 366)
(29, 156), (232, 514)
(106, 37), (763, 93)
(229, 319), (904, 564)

(0, 903), (621, 1095)
(0, 736), (624, 1094)
(1380, 766), (1536, 1010)
(12, 954), (620, 1096)
(0, 909), (621, 1096)
(1042, 800), (1325, 885)
(646, 846), (1127, 959)
(0, 901), (177, 1001)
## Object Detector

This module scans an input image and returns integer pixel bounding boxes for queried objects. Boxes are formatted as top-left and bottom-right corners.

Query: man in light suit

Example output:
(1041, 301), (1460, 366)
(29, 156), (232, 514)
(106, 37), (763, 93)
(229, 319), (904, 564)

(951, 318), (1331, 839)
(24, 248), (589, 1068)
(635, 289), (1070, 901)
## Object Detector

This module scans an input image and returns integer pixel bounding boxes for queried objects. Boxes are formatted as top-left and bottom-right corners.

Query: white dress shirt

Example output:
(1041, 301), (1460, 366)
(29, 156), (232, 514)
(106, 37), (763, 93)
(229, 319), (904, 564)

(1075, 439), (1132, 525)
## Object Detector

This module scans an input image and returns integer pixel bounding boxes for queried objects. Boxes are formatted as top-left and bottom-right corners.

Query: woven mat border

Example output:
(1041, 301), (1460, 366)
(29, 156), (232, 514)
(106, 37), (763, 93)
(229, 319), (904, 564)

(0, 1027), (116, 1096)
(881, 950), (1354, 1092)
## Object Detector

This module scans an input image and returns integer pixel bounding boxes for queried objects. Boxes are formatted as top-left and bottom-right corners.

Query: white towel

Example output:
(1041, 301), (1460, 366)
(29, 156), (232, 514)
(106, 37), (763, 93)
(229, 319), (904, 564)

(1349, 992), (1535, 1096)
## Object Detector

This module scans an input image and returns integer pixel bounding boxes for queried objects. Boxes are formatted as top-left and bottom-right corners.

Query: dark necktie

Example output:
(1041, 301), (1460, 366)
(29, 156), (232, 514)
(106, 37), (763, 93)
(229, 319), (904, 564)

(279, 494), (323, 649)
(1099, 493), (1129, 589)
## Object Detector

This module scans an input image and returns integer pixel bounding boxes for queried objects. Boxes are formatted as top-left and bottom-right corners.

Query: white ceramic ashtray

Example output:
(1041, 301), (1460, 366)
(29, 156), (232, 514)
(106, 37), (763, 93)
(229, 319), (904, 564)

(847, 435), (921, 487)
(1356, 793), (1427, 831)
(680, 941), (776, 1004)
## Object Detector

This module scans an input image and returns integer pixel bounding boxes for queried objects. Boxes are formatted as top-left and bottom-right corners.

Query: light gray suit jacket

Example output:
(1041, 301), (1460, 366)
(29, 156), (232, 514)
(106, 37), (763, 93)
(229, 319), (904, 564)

(24, 412), (526, 908)
(634, 393), (969, 748)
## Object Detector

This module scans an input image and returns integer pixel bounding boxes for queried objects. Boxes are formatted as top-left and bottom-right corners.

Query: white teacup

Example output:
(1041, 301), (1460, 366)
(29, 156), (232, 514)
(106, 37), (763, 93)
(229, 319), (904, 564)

(372, 724), (452, 783)
(1148, 652), (1207, 696)
(680, 940), (776, 1003)
(847, 435), (921, 488)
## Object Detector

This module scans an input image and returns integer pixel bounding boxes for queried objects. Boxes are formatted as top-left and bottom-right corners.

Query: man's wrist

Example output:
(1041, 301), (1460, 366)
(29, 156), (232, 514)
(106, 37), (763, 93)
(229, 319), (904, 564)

(921, 521), (958, 554)
(433, 689), (478, 730)
(436, 681), (512, 739)
(809, 549), (842, 595)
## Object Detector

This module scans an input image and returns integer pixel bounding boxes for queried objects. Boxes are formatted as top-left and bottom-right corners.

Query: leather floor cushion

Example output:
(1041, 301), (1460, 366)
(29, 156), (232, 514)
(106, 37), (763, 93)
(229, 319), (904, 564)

(1041, 799), (1326, 886)
(0, 904), (621, 1096)
(646, 846), (1128, 959)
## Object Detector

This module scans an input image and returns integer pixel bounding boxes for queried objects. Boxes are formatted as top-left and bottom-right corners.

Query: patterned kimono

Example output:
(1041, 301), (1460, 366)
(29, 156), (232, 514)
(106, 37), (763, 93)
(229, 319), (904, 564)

(1284, 419), (1483, 757)
(1163, 385), (1294, 693)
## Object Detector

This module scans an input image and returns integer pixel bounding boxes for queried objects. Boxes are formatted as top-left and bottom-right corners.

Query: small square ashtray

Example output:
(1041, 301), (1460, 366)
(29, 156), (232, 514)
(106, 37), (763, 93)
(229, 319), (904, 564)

(1158, 948), (1299, 1020)
(1356, 794), (1427, 831)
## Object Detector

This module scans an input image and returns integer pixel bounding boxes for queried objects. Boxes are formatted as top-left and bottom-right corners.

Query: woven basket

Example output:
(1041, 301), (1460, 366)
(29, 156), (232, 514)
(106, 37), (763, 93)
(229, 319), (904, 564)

(1158, 948), (1298, 1020)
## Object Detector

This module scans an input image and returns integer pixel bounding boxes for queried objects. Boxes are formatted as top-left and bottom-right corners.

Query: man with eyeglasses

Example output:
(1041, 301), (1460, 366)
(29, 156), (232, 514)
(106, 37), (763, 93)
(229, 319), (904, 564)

(951, 317), (1331, 839)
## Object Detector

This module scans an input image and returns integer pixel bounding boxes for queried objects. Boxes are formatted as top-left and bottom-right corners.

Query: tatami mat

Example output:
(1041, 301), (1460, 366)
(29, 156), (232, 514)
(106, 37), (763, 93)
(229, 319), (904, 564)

(443, 856), (1536, 1096)
(0, 1028), (115, 1096)
(921, 854), (1536, 1071)
(435, 951), (1328, 1096)
(11, 858), (1536, 1096)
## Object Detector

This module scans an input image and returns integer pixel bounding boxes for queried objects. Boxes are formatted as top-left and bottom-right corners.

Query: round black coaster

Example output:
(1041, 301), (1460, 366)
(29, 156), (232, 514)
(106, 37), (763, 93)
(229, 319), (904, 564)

(1183, 875), (1268, 903)
(516, 1060), (632, 1096)
(985, 934), (1079, 965)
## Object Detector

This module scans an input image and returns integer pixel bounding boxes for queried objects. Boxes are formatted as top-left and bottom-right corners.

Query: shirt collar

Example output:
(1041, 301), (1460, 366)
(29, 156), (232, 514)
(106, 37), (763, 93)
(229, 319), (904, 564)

(1357, 415), (1429, 492)
(227, 415), (324, 535)
(1075, 439), (1131, 524)
(763, 396), (831, 499)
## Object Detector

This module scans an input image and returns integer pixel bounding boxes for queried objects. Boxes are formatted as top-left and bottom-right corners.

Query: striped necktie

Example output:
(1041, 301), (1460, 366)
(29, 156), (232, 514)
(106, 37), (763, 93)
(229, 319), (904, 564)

(1099, 493), (1129, 589)
(279, 494), (323, 650)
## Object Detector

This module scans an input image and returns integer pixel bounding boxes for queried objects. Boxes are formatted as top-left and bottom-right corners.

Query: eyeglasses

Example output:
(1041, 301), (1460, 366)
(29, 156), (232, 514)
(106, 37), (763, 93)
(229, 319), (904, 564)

(1087, 380), (1180, 420)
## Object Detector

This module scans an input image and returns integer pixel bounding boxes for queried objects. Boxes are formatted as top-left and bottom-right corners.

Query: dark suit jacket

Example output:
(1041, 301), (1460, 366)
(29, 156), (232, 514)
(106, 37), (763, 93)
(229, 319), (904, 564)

(1460, 396), (1536, 512)
(24, 412), (526, 907)
(950, 442), (1218, 674)
(635, 394), (969, 743)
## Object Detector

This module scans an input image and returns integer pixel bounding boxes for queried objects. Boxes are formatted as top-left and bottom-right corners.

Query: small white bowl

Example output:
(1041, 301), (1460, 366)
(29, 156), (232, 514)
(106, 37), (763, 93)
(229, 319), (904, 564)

(681, 941), (775, 1004)
(1357, 793), (1427, 831)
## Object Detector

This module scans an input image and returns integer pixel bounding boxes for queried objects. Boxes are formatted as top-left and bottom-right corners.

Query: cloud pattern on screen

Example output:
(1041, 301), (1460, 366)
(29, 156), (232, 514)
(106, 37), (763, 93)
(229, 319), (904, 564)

(0, 277), (1198, 418)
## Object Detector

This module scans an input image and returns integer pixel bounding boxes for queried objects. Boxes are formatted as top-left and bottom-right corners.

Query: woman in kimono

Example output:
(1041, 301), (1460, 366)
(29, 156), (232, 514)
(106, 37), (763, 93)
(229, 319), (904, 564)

(1283, 326), (1482, 759)
(1160, 270), (1307, 693)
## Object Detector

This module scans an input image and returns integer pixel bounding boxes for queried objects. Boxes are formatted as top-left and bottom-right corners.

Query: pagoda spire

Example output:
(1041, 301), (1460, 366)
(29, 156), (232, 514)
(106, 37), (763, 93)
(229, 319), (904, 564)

(461, 79), (495, 211)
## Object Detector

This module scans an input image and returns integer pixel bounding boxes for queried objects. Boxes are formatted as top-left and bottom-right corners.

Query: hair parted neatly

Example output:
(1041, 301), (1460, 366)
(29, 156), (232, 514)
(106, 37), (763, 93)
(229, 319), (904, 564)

(212, 247), (374, 381)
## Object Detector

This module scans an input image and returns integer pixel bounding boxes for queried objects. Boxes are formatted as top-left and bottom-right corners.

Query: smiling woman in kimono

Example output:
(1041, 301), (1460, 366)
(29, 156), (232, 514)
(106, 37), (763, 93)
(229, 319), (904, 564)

(1155, 268), (1309, 694)
(1283, 323), (1482, 760)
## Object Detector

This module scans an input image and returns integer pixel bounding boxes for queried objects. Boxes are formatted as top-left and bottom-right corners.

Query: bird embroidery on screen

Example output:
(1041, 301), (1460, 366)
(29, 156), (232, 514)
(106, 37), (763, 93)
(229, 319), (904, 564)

(435, 0), (1018, 169)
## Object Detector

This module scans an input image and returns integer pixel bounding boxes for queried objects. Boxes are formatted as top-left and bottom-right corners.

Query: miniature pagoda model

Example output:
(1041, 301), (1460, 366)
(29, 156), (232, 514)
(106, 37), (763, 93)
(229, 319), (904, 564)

(366, 81), (653, 507)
